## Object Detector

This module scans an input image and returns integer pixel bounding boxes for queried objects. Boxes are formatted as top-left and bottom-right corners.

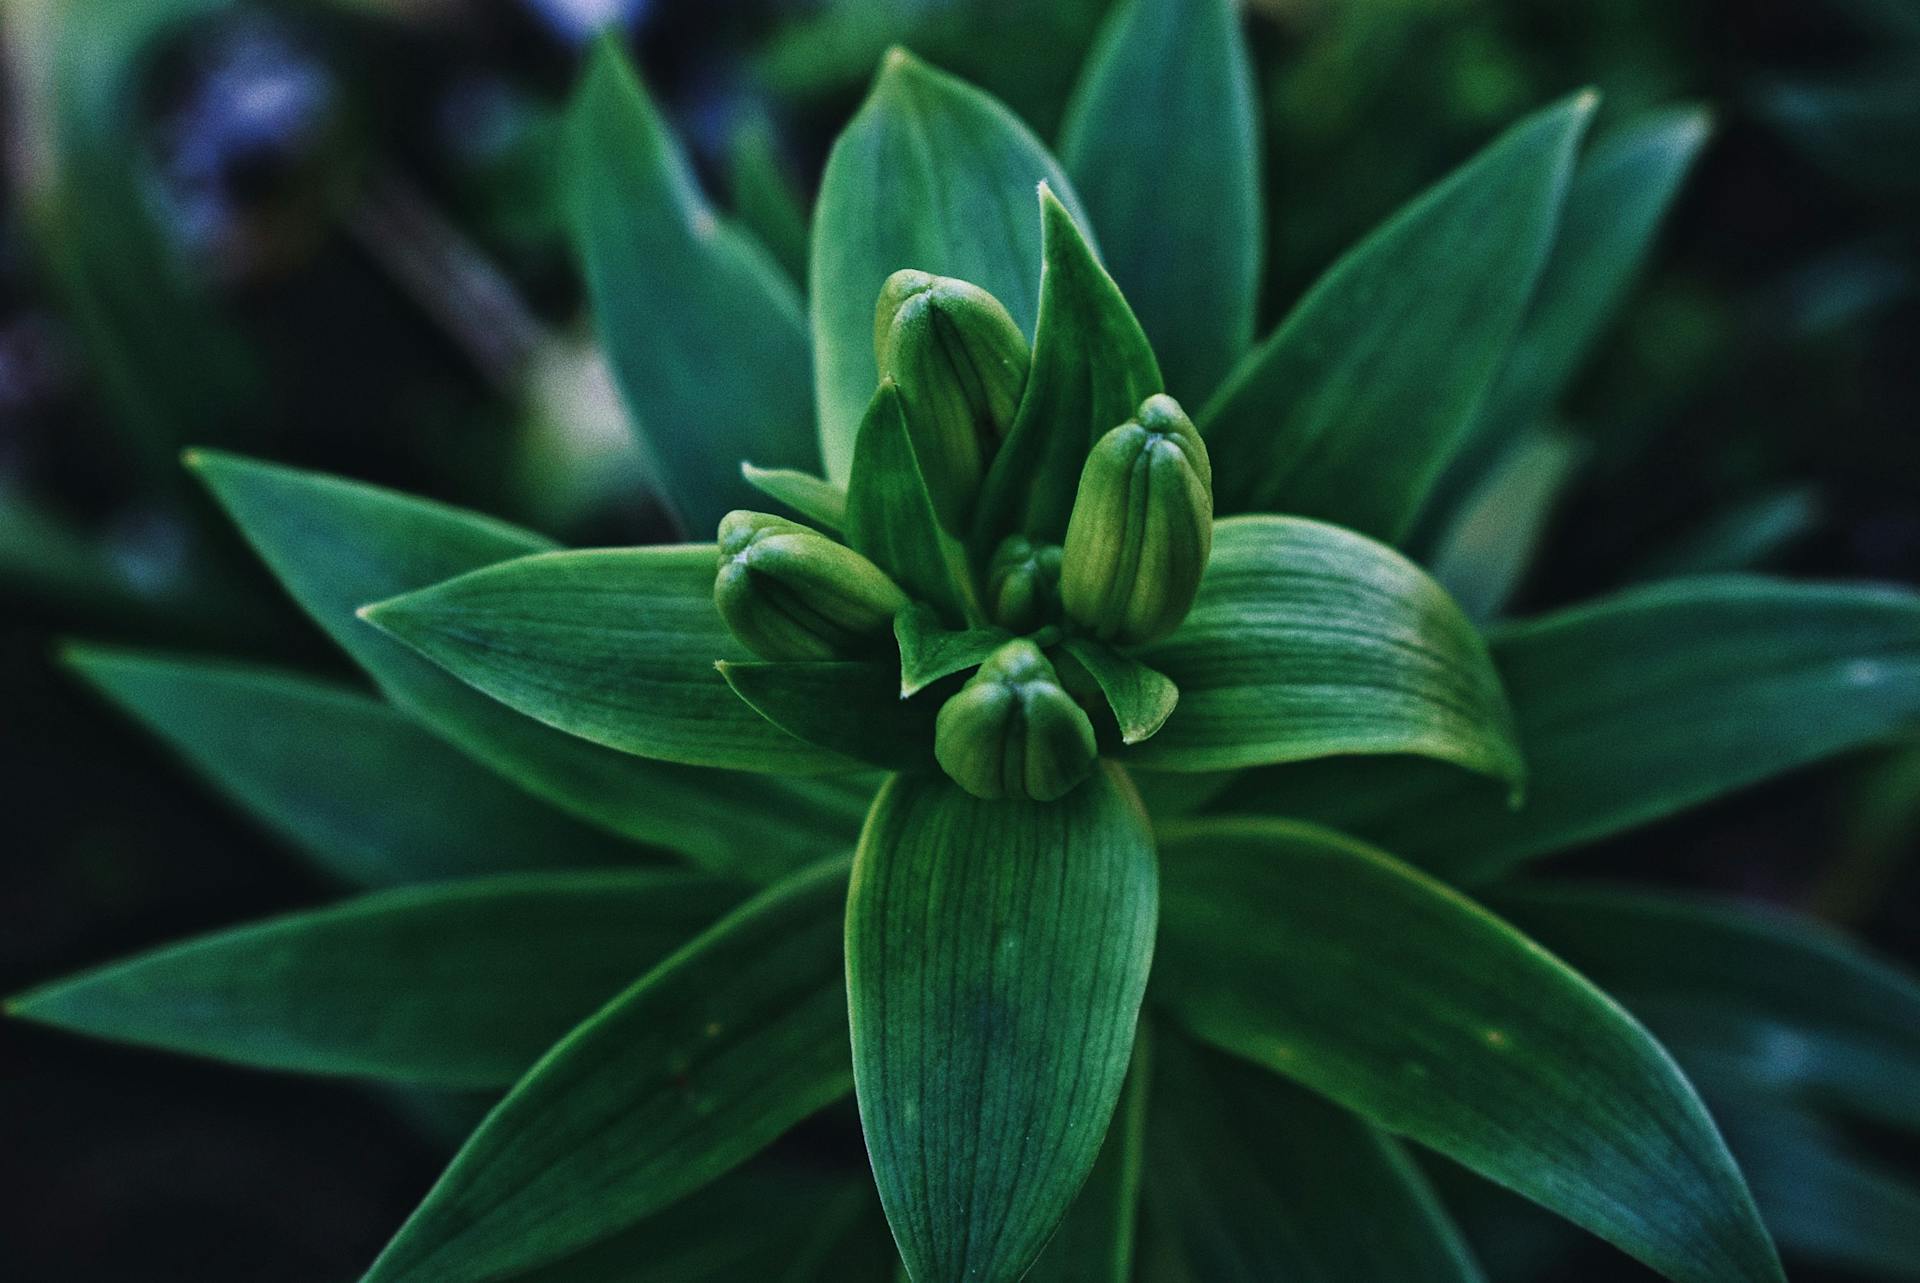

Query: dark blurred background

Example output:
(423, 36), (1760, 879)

(2, 0), (1916, 1278)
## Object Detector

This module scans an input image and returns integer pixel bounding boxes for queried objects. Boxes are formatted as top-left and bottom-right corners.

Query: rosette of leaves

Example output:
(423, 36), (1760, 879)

(18, 3), (1920, 1282)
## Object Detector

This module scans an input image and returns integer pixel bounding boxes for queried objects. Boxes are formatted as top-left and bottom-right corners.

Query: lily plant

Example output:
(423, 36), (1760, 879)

(19, 2), (1920, 1282)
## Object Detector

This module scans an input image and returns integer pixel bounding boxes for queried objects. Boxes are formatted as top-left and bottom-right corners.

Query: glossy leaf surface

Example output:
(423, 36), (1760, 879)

(1220, 577), (1920, 882)
(1059, 0), (1258, 403)
(191, 451), (868, 880)
(1153, 818), (1783, 1283)
(64, 647), (641, 886)
(363, 861), (854, 1282)
(847, 768), (1157, 1283)
(568, 45), (817, 533)
(1200, 95), (1593, 539)
(11, 871), (739, 1089)
(1130, 516), (1523, 785)
(811, 50), (1085, 483)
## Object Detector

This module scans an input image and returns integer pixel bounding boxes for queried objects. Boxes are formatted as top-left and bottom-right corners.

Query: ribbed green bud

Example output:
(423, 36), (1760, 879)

(985, 535), (1063, 634)
(934, 639), (1098, 802)
(1060, 394), (1213, 646)
(714, 510), (908, 661)
(873, 269), (1030, 530)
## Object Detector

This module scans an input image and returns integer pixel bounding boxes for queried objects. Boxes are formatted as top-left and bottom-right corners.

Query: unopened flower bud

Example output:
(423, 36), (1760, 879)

(985, 535), (1063, 634)
(1060, 394), (1213, 646)
(934, 639), (1097, 802)
(873, 269), (1030, 531)
(714, 511), (908, 661)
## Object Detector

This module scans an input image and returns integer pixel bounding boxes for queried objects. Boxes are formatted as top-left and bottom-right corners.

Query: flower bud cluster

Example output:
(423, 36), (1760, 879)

(711, 272), (1214, 803)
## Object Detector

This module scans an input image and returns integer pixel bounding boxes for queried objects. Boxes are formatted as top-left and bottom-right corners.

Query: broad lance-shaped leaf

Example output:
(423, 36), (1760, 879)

(361, 545), (858, 774)
(1128, 515), (1524, 786)
(1059, 0), (1258, 404)
(508, 1162), (880, 1283)
(1217, 576), (1920, 883)
(9, 871), (738, 1090)
(189, 451), (870, 881)
(63, 647), (643, 887)
(1490, 884), (1920, 1132)
(1200, 93), (1594, 541)
(1711, 1095), (1920, 1280)
(847, 768), (1158, 1283)
(1417, 106), (1709, 538)
(1025, 1033), (1151, 1283)
(1425, 428), (1587, 624)
(843, 382), (977, 622)
(1142, 1032), (1486, 1283)
(362, 860), (854, 1283)
(566, 44), (817, 534)
(1152, 818), (1784, 1283)
(972, 186), (1162, 553)
(811, 49), (1089, 483)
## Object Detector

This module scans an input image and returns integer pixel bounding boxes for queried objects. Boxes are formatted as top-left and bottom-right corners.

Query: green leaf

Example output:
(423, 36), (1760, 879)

(844, 382), (977, 622)
(190, 451), (869, 881)
(1059, 637), (1179, 746)
(847, 767), (1158, 1283)
(1631, 487), (1822, 581)
(1489, 884), (1920, 1132)
(1128, 516), (1523, 785)
(1058, 0), (1258, 403)
(361, 545), (858, 774)
(811, 49), (1088, 484)
(363, 860), (855, 1283)
(508, 1163), (881, 1283)
(63, 646), (645, 886)
(1199, 94), (1595, 539)
(1713, 1096), (1920, 1280)
(1425, 429), (1587, 623)
(972, 186), (1162, 551)
(743, 464), (848, 532)
(718, 660), (938, 770)
(1142, 1032), (1486, 1283)
(566, 44), (817, 534)
(1438, 107), (1710, 499)
(1153, 818), (1784, 1283)
(893, 603), (1012, 697)
(1025, 1033), (1151, 1283)
(726, 114), (811, 288)
(1218, 576), (1920, 883)
(9, 871), (739, 1090)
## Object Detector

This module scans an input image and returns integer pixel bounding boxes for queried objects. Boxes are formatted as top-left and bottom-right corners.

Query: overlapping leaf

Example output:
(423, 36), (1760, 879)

(64, 647), (642, 886)
(1219, 576), (1920, 883)
(847, 768), (1157, 1283)
(10, 871), (738, 1090)
(1129, 516), (1523, 785)
(1492, 884), (1920, 1131)
(361, 545), (859, 774)
(191, 451), (870, 880)
(1153, 818), (1783, 1283)
(1059, 0), (1259, 403)
(1026, 1036), (1151, 1283)
(362, 861), (854, 1283)
(567, 45), (818, 534)
(811, 49), (1088, 483)
(1200, 94), (1594, 540)
(1143, 1032), (1486, 1282)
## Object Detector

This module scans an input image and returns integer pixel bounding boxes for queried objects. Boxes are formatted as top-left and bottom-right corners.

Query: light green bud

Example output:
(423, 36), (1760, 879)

(1060, 394), (1213, 646)
(985, 535), (1063, 634)
(873, 269), (1030, 531)
(714, 510), (908, 661)
(934, 639), (1098, 802)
